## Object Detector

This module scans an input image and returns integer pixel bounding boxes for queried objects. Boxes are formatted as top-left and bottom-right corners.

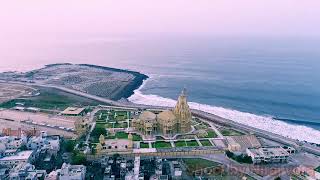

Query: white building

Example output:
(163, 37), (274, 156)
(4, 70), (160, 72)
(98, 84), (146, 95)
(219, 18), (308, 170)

(27, 131), (60, 151)
(9, 163), (46, 180)
(246, 146), (290, 164)
(45, 170), (58, 180)
(58, 163), (86, 180)
(0, 150), (34, 167)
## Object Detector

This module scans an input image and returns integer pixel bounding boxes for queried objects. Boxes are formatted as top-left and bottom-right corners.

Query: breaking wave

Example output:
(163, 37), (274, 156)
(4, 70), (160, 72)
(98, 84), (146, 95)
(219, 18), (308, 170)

(128, 80), (320, 144)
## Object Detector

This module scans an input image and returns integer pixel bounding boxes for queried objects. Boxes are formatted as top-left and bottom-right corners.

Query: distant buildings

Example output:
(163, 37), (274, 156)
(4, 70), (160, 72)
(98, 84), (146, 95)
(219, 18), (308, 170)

(132, 89), (192, 137)
(2, 128), (23, 138)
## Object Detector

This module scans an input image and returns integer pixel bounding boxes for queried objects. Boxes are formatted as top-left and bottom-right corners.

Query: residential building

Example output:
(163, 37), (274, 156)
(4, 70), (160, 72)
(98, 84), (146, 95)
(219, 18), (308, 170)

(0, 150), (34, 167)
(27, 131), (60, 151)
(9, 163), (46, 180)
(58, 163), (86, 180)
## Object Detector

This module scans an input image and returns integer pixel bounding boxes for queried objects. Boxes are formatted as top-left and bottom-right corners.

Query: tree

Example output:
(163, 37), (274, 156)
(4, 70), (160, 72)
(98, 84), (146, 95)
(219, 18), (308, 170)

(71, 151), (86, 165)
(64, 140), (76, 152)
(91, 125), (107, 139)
(225, 150), (234, 158)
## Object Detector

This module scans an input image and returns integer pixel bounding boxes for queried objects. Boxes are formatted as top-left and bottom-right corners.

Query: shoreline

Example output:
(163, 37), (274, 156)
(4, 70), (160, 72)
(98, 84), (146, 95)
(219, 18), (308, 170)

(128, 78), (320, 144)
(47, 63), (149, 100)
(0, 63), (149, 101)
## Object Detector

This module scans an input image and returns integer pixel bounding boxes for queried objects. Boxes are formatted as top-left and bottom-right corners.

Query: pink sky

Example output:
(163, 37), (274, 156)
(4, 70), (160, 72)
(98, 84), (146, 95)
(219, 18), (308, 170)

(1, 0), (320, 37)
(0, 1), (319, 71)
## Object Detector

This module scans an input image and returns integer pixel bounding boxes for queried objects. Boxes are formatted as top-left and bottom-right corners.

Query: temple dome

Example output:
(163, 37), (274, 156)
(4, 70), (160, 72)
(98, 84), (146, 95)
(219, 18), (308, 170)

(158, 110), (176, 124)
(139, 111), (156, 122)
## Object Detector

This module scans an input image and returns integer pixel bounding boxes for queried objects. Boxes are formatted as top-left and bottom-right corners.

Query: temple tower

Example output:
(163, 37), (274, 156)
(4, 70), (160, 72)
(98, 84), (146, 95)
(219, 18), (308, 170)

(173, 88), (192, 133)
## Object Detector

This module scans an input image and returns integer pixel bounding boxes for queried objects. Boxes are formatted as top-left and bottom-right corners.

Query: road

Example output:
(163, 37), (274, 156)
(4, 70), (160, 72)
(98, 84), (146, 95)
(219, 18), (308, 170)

(83, 108), (100, 153)
(9, 81), (320, 156)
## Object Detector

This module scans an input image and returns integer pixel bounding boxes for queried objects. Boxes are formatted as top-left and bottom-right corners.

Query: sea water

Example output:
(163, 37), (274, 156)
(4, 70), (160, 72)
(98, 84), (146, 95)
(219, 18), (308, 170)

(1, 35), (319, 143)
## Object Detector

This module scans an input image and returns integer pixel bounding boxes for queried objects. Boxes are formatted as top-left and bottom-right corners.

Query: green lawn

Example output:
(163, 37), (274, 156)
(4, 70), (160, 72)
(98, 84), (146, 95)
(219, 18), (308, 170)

(115, 132), (128, 139)
(220, 128), (244, 136)
(96, 119), (107, 123)
(206, 130), (218, 138)
(105, 131), (128, 139)
(105, 122), (127, 128)
(183, 158), (220, 171)
(200, 140), (212, 146)
(155, 141), (172, 148)
(175, 141), (187, 147)
(96, 110), (130, 122)
(140, 142), (150, 148)
(194, 123), (209, 130)
(132, 134), (142, 141)
(186, 140), (199, 147)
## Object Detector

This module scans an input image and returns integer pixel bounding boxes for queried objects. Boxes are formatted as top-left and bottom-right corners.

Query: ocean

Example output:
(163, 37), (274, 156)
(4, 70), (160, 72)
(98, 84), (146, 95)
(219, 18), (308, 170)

(1, 35), (320, 143)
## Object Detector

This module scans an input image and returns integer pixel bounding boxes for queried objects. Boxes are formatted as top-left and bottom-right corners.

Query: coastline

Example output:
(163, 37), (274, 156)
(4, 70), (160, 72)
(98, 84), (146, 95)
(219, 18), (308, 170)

(1, 63), (319, 144)
(77, 64), (149, 100)
(128, 78), (320, 144)
(0, 63), (149, 101)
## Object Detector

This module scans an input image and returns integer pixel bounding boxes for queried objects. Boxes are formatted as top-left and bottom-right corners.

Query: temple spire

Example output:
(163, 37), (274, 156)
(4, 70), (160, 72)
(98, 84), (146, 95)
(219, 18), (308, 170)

(181, 87), (187, 97)
(174, 87), (192, 133)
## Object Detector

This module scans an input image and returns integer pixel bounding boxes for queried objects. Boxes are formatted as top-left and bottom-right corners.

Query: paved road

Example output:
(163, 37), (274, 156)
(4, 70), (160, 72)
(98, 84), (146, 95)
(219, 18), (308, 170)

(11, 82), (320, 156)
(191, 110), (320, 156)
(83, 108), (100, 153)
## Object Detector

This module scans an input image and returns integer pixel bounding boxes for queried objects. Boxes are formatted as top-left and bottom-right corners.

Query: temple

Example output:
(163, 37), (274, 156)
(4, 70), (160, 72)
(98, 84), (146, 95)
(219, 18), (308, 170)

(131, 88), (192, 137)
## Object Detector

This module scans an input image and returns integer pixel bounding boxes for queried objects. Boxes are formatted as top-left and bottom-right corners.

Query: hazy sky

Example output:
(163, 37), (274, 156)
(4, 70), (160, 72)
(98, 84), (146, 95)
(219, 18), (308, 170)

(1, 0), (320, 71)
(1, 0), (320, 38)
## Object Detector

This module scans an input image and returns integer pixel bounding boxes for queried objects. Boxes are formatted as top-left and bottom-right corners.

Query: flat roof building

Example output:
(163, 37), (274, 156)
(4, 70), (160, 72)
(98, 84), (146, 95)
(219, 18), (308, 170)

(61, 107), (86, 116)
(58, 163), (86, 180)
(246, 146), (290, 164)
(0, 150), (34, 167)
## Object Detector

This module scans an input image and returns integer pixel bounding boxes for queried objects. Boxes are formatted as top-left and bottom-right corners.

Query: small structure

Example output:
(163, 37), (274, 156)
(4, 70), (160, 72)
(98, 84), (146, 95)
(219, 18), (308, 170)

(61, 107), (86, 116)
(13, 106), (25, 111)
(25, 107), (40, 113)
(226, 135), (261, 152)
(100, 139), (133, 153)
(171, 161), (182, 177)
(2, 128), (23, 138)
(246, 146), (290, 164)
(74, 118), (89, 135)
(58, 163), (86, 180)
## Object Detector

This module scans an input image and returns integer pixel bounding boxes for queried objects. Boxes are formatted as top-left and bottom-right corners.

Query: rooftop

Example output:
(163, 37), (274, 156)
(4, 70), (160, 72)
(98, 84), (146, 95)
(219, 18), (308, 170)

(247, 146), (289, 157)
(61, 107), (85, 115)
(0, 150), (33, 161)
